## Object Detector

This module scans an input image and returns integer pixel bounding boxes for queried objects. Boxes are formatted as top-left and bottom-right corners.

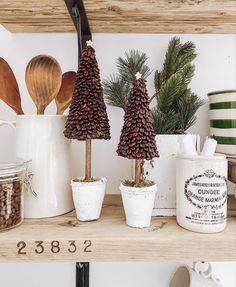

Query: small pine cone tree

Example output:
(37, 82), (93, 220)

(117, 73), (159, 160)
(64, 42), (110, 140)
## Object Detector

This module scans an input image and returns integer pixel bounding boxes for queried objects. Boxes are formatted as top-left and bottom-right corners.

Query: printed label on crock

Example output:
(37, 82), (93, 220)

(184, 169), (227, 225)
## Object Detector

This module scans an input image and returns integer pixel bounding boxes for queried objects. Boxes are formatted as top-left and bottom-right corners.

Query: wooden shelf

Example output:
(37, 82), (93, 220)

(0, 195), (235, 262)
(0, 0), (235, 34)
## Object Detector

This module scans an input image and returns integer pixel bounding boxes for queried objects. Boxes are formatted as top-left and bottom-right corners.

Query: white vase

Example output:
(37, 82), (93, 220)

(176, 153), (227, 233)
(120, 182), (157, 228)
(170, 262), (222, 287)
(0, 115), (74, 218)
(143, 134), (200, 216)
(71, 178), (107, 221)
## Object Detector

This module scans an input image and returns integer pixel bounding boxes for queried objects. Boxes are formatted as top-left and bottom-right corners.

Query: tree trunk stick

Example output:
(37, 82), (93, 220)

(135, 159), (142, 186)
(85, 139), (92, 181)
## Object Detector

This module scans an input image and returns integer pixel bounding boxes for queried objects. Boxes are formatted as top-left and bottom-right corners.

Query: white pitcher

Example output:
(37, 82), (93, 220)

(0, 115), (74, 218)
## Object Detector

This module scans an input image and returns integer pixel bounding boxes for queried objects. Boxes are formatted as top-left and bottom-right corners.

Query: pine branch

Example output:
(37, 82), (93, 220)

(154, 70), (162, 92)
(160, 37), (196, 83)
(157, 73), (186, 113)
(103, 50), (151, 110)
(180, 64), (195, 85)
(117, 50), (151, 83)
(152, 37), (202, 134)
(103, 75), (130, 110)
(175, 91), (205, 133)
(175, 41), (197, 72)
(162, 37), (181, 80)
(152, 108), (180, 134)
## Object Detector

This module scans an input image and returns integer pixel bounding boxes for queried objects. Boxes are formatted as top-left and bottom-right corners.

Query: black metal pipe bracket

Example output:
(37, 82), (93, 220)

(76, 262), (90, 287)
(64, 0), (92, 65)
(64, 3), (91, 286)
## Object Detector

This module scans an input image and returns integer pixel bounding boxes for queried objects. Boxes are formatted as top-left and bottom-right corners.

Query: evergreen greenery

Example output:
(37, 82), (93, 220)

(103, 37), (205, 134)
(103, 50), (151, 110)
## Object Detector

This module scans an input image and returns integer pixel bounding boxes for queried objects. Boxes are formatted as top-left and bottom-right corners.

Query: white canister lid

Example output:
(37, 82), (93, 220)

(176, 153), (226, 161)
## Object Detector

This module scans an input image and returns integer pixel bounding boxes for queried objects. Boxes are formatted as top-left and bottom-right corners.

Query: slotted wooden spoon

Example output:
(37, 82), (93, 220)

(25, 55), (62, 114)
(0, 57), (24, 114)
(55, 71), (76, 115)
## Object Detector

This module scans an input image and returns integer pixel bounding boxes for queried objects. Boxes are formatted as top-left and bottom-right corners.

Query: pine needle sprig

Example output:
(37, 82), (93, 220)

(103, 75), (130, 110)
(180, 64), (195, 86)
(153, 36), (204, 134)
(157, 73), (185, 113)
(175, 41), (197, 72)
(162, 37), (182, 80)
(103, 50), (151, 110)
(175, 91), (206, 133)
(152, 108), (180, 134)
(104, 37), (204, 135)
(117, 50), (151, 84)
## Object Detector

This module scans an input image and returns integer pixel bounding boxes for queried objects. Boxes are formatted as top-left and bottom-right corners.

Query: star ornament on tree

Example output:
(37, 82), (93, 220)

(135, 72), (142, 80)
(86, 40), (93, 47)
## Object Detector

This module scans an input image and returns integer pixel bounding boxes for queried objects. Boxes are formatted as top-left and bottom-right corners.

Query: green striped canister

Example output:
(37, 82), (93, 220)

(208, 90), (236, 156)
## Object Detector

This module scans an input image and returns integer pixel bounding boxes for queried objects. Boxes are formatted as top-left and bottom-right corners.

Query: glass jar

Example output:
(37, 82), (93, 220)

(0, 160), (30, 231)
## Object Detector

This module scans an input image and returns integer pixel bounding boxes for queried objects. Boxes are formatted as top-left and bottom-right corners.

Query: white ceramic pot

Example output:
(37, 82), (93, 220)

(176, 153), (228, 233)
(71, 178), (107, 221)
(0, 115), (74, 218)
(170, 262), (222, 287)
(120, 182), (157, 228)
(144, 134), (200, 216)
(208, 90), (236, 157)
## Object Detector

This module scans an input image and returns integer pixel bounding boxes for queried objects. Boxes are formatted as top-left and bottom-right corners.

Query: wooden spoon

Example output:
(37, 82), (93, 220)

(25, 55), (62, 114)
(55, 71), (76, 115)
(0, 57), (24, 114)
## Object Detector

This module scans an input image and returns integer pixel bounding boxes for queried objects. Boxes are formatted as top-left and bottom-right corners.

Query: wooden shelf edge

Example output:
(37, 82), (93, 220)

(0, 195), (235, 262)
(0, 0), (236, 34)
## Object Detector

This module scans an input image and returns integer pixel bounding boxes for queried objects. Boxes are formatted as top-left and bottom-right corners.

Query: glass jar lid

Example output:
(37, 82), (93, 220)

(0, 159), (30, 177)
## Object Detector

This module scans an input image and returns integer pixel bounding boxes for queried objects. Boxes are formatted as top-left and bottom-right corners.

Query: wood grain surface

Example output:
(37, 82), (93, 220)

(0, 195), (235, 262)
(0, 57), (24, 114)
(0, 0), (235, 33)
(25, 55), (62, 114)
(55, 71), (76, 115)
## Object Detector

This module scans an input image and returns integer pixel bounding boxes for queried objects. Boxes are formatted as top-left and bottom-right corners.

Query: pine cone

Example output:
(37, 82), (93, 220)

(64, 46), (110, 140)
(117, 78), (159, 160)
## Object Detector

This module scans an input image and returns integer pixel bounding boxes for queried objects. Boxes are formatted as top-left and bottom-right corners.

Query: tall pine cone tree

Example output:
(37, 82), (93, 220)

(64, 41), (110, 140)
(117, 73), (159, 160)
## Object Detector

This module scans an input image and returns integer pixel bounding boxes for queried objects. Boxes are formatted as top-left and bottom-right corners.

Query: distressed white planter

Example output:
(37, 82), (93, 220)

(120, 182), (157, 228)
(0, 115), (74, 218)
(71, 178), (107, 221)
(176, 154), (227, 233)
(144, 134), (199, 216)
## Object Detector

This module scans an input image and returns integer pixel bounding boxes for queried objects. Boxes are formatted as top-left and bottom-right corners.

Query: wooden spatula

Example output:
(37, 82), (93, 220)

(25, 55), (62, 114)
(55, 71), (76, 115)
(0, 57), (24, 114)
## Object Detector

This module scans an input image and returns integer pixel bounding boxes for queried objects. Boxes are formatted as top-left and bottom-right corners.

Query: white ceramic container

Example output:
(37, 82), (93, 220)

(0, 115), (74, 218)
(144, 134), (200, 216)
(71, 178), (107, 221)
(208, 90), (236, 157)
(176, 153), (227, 233)
(120, 182), (157, 228)
(170, 262), (222, 287)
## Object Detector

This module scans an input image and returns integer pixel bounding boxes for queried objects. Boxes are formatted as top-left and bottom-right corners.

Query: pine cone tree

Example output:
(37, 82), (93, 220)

(64, 42), (110, 140)
(117, 73), (159, 160)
